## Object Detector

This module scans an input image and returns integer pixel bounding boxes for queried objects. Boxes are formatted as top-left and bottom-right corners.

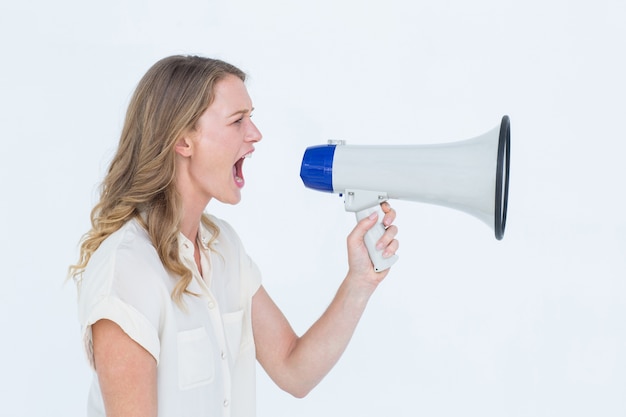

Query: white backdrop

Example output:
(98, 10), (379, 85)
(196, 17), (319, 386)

(1, 0), (625, 416)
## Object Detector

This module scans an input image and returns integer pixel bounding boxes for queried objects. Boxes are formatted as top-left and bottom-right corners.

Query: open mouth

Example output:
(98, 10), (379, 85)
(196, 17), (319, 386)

(233, 152), (252, 188)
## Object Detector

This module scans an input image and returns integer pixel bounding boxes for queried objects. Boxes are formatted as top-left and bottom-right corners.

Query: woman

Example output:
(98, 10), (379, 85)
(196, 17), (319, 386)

(70, 55), (399, 417)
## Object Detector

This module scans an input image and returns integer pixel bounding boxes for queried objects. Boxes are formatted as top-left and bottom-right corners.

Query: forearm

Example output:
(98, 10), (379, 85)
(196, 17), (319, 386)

(254, 204), (398, 398)
(279, 274), (377, 397)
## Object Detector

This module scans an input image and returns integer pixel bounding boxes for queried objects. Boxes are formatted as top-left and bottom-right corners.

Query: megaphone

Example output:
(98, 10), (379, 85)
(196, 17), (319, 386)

(300, 115), (511, 272)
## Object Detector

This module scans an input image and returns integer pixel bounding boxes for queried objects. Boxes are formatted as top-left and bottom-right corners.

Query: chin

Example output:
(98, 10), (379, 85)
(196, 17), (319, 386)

(217, 192), (242, 205)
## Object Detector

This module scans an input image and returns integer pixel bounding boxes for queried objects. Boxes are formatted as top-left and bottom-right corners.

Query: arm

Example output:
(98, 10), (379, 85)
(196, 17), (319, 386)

(252, 203), (399, 398)
(92, 319), (158, 417)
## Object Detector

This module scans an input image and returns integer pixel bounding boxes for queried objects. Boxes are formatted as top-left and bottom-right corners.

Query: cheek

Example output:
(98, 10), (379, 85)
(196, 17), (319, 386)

(204, 152), (232, 182)
(193, 137), (238, 179)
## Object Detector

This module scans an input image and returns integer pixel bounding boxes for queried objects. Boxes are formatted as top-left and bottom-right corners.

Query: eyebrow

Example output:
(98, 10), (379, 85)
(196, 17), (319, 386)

(227, 107), (255, 118)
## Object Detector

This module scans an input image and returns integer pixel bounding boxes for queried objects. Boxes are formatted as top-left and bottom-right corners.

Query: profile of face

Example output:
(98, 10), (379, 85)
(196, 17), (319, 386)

(175, 74), (263, 206)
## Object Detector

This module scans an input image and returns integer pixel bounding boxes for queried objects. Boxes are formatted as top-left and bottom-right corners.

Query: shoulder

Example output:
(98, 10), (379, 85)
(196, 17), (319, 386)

(87, 219), (157, 273)
(79, 219), (167, 301)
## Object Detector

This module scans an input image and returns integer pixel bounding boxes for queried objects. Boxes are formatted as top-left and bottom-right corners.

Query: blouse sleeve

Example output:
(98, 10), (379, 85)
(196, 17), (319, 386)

(80, 295), (161, 370)
(76, 227), (164, 369)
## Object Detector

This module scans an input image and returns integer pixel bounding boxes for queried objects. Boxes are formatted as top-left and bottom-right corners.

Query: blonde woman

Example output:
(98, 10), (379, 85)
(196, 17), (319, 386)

(70, 55), (399, 417)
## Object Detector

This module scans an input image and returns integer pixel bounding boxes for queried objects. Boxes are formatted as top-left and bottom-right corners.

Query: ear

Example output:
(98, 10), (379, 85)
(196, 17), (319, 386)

(174, 134), (194, 158)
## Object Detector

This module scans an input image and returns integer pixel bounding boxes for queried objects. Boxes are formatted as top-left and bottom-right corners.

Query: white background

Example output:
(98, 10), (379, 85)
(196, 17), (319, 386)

(1, 0), (625, 416)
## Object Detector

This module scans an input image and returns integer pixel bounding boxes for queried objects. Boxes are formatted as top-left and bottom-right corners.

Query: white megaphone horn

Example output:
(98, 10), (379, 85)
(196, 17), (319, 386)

(300, 115), (511, 272)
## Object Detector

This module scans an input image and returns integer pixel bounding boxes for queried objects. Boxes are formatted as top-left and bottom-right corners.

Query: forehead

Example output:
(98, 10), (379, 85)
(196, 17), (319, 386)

(210, 75), (252, 113)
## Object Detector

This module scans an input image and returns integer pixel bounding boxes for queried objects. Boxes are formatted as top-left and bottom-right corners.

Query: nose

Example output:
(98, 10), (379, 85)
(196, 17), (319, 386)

(246, 119), (262, 143)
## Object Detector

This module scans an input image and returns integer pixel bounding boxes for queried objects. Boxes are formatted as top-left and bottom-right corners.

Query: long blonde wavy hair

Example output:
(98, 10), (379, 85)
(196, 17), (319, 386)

(69, 55), (246, 304)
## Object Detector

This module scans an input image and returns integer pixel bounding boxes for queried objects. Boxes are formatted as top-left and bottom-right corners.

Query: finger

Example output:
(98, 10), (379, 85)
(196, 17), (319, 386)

(375, 225), (398, 250)
(383, 238), (400, 258)
(380, 203), (396, 227)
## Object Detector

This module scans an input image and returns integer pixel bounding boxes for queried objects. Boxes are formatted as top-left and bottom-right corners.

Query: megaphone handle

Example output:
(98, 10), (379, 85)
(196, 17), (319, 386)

(355, 206), (399, 272)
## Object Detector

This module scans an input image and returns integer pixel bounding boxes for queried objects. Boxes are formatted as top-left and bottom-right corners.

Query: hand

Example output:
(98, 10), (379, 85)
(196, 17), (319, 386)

(346, 202), (399, 287)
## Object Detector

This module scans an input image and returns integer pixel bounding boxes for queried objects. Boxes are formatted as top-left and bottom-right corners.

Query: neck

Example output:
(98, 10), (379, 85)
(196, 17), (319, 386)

(179, 209), (205, 278)
(179, 193), (212, 242)
(180, 214), (200, 243)
(175, 164), (213, 242)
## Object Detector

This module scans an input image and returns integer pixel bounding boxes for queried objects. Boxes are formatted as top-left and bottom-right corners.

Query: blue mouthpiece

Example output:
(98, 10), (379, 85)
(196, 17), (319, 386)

(300, 144), (336, 192)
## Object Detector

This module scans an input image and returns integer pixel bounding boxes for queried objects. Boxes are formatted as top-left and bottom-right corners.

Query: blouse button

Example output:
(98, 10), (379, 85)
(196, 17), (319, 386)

(207, 301), (216, 309)
(223, 399), (230, 407)
(221, 350), (227, 360)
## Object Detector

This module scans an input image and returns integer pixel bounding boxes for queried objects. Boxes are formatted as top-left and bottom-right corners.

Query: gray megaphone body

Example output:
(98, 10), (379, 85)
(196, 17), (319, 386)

(299, 115), (511, 272)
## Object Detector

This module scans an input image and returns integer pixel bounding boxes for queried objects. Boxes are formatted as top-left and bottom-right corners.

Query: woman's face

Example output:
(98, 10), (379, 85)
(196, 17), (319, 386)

(177, 74), (262, 206)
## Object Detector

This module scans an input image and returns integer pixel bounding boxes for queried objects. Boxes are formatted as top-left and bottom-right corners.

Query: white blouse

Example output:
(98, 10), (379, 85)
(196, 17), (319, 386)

(76, 215), (262, 417)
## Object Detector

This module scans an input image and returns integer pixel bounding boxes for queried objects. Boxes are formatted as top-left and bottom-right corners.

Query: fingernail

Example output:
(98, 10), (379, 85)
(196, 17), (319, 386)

(376, 241), (384, 250)
(368, 212), (378, 220)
